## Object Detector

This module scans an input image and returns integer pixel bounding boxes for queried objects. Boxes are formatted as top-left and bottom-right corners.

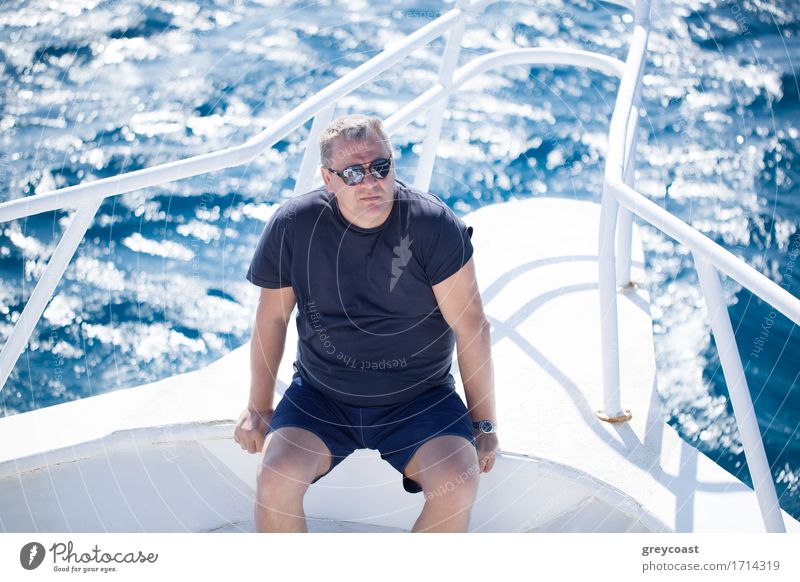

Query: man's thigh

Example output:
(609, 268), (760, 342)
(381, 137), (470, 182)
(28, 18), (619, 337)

(366, 385), (477, 494)
(263, 375), (361, 484)
(261, 427), (333, 483)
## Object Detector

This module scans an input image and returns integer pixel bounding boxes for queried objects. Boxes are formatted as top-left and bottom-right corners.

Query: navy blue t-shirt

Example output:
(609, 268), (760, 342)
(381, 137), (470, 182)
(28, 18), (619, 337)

(245, 178), (474, 406)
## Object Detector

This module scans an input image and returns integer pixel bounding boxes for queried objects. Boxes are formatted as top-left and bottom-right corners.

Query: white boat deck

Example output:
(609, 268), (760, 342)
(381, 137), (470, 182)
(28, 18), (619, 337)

(468, 197), (799, 533)
(1, 196), (799, 533)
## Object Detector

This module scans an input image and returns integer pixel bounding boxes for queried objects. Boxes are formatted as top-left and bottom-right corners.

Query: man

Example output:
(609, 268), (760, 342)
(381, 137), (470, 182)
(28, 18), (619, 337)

(234, 114), (498, 533)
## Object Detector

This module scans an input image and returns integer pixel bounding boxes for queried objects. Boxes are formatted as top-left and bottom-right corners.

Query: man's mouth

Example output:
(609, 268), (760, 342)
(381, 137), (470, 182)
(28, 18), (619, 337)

(361, 195), (381, 202)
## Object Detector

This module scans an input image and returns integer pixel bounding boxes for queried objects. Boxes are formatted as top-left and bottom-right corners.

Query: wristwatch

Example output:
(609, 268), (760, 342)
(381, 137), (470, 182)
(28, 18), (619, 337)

(472, 419), (497, 434)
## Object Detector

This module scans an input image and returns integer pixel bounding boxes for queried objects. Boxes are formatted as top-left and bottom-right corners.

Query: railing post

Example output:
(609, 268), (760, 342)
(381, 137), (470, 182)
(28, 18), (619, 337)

(616, 0), (648, 290)
(596, 182), (631, 424)
(597, 0), (648, 425)
(692, 250), (786, 532)
(615, 98), (641, 290)
(413, 15), (466, 192)
(293, 104), (335, 196)
(0, 199), (103, 392)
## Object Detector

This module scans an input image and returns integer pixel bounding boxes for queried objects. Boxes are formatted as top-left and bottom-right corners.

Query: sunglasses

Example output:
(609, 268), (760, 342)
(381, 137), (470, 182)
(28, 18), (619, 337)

(326, 156), (392, 186)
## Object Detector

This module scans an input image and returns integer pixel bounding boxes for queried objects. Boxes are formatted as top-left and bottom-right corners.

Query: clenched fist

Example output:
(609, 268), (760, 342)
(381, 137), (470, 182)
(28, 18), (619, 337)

(233, 407), (275, 454)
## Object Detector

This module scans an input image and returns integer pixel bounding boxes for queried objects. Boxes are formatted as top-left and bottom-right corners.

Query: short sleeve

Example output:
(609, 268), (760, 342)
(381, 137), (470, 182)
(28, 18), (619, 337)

(246, 207), (293, 289)
(425, 208), (474, 286)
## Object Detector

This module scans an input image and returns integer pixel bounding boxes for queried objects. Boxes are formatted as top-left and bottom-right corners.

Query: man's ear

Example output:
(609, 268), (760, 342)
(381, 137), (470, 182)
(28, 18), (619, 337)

(320, 166), (331, 191)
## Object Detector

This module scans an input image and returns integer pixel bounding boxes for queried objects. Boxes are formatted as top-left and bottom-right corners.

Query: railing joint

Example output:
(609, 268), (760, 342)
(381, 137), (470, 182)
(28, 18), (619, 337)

(595, 409), (633, 424)
(617, 280), (640, 294)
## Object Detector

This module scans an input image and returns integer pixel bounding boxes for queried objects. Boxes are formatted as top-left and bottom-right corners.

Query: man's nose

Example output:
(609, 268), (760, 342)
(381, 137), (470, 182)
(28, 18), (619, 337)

(359, 171), (379, 186)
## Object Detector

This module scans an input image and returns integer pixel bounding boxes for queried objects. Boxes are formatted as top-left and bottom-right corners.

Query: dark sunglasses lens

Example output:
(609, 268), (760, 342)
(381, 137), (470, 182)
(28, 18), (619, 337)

(342, 166), (365, 185)
(370, 159), (391, 179)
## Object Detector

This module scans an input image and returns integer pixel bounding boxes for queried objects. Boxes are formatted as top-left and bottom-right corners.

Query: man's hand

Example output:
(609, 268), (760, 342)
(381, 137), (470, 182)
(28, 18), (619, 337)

(476, 432), (499, 473)
(234, 407), (275, 454)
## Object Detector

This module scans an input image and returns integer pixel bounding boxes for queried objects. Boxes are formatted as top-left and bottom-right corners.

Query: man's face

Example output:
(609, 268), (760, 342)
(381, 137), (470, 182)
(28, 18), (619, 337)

(320, 135), (395, 228)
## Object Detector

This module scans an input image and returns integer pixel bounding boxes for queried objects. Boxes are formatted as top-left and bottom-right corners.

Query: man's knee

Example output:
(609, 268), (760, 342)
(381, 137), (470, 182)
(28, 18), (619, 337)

(257, 428), (332, 498)
(408, 437), (480, 505)
(427, 459), (480, 507)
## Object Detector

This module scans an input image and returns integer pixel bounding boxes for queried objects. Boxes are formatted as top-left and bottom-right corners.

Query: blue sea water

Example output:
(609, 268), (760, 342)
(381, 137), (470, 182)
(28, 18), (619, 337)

(0, 0), (798, 523)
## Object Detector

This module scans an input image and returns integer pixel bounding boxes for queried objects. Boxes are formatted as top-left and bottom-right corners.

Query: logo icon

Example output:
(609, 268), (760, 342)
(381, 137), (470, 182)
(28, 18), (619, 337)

(389, 234), (413, 292)
(20, 542), (46, 570)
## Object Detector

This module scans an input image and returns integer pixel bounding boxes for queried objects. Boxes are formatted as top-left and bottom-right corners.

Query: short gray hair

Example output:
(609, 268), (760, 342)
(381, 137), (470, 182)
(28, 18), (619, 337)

(318, 114), (392, 167)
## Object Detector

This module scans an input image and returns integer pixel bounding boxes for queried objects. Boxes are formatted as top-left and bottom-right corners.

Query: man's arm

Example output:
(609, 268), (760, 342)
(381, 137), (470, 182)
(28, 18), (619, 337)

(248, 285), (297, 412)
(235, 285), (296, 454)
(432, 257), (498, 472)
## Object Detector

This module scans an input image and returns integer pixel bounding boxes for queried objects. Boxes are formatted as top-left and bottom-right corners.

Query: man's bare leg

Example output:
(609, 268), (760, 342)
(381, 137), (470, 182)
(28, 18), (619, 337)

(404, 435), (480, 532)
(255, 427), (332, 532)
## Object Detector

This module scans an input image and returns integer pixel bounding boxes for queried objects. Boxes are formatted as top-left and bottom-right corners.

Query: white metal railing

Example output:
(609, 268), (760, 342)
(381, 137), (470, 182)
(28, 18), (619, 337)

(599, 0), (797, 533)
(0, 0), (796, 532)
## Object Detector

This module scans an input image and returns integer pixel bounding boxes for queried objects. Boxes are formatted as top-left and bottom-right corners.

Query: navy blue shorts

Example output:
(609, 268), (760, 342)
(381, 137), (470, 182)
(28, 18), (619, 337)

(266, 374), (477, 494)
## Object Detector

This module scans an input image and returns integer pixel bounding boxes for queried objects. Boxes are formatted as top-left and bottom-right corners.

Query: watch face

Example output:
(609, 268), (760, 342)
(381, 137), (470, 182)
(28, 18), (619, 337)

(478, 420), (495, 433)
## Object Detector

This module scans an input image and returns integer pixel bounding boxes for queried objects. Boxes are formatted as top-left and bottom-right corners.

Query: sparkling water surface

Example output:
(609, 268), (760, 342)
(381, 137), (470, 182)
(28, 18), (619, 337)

(0, 0), (798, 522)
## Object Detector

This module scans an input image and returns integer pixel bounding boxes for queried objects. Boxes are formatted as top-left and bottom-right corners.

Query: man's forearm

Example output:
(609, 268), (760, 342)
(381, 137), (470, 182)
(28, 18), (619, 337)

(248, 320), (288, 412)
(456, 320), (496, 423)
